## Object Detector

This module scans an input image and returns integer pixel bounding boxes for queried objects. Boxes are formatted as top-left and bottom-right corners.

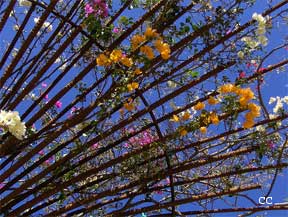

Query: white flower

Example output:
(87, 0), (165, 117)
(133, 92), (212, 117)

(43, 21), (53, 32)
(34, 17), (40, 24)
(55, 57), (61, 64)
(9, 122), (26, 140)
(252, 13), (266, 24)
(256, 27), (266, 35)
(9, 10), (15, 17)
(12, 48), (18, 57)
(0, 110), (26, 140)
(241, 37), (259, 49)
(167, 80), (177, 88)
(258, 35), (268, 46)
(269, 114), (276, 119)
(13, 24), (20, 31)
(237, 51), (244, 59)
(18, 0), (31, 7)
(268, 97), (276, 104)
(59, 62), (67, 71)
(282, 96), (288, 104)
(256, 125), (265, 132)
(273, 98), (283, 114)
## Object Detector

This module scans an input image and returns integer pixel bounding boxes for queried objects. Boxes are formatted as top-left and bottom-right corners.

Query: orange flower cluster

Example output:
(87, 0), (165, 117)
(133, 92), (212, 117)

(96, 50), (133, 68)
(131, 27), (171, 60)
(96, 27), (171, 113)
(243, 103), (261, 128)
(218, 83), (260, 128)
(219, 83), (254, 107)
(124, 98), (135, 111)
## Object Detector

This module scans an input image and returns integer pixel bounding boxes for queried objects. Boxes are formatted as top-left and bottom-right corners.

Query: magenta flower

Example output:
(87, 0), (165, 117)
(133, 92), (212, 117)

(45, 156), (54, 165)
(268, 142), (275, 149)
(225, 30), (232, 35)
(113, 27), (120, 33)
(239, 71), (246, 78)
(38, 150), (45, 155)
(0, 183), (5, 189)
(125, 129), (156, 147)
(41, 82), (47, 88)
(166, 177), (170, 184)
(44, 94), (49, 100)
(93, 0), (102, 4)
(256, 67), (266, 73)
(92, 143), (99, 149)
(85, 3), (94, 17)
(55, 101), (62, 109)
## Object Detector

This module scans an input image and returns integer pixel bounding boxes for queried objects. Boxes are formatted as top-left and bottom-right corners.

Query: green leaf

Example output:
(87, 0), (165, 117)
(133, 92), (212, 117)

(187, 70), (199, 78)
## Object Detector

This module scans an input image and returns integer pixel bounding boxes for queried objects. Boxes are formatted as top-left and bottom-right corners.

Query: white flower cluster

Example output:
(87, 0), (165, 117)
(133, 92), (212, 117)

(269, 96), (288, 113)
(0, 110), (26, 140)
(252, 13), (269, 46)
(238, 13), (269, 58)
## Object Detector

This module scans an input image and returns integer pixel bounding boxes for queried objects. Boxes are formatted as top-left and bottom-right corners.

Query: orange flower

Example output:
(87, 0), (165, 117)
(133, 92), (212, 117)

(207, 96), (218, 105)
(200, 126), (207, 134)
(238, 88), (254, 100)
(243, 120), (254, 129)
(179, 128), (188, 137)
(131, 34), (146, 50)
(96, 54), (110, 66)
(140, 45), (154, 59)
(210, 112), (219, 125)
(145, 27), (159, 38)
(218, 83), (235, 94)
(109, 49), (122, 63)
(171, 114), (180, 122)
(239, 97), (249, 106)
(181, 111), (191, 121)
(194, 102), (205, 110)
(120, 57), (133, 67)
(124, 98), (135, 111)
(248, 103), (261, 117)
(154, 40), (170, 60)
(134, 68), (142, 75)
(127, 82), (139, 92)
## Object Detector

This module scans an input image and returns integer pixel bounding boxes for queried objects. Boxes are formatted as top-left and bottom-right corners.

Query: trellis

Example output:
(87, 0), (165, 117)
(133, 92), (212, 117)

(0, 0), (288, 216)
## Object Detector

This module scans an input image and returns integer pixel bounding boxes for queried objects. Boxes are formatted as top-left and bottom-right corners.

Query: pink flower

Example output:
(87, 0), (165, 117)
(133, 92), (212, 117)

(71, 106), (78, 112)
(268, 142), (275, 149)
(0, 183), (5, 189)
(166, 177), (171, 185)
(85, 3), (94, 17)
(92, 143), (99, 149)
(256, 67), (266, 73)
(239, 71), (246, 78)
(113, 27), (120, 33)
(41, 82), (47, 88)
(226, 30), (232, 35)
(44, 94), (49, 100)
(44, 156), (54, 165)
(93, 0), (102, 4)
(38, 150), (45, 155)
(55, 101), (62, 109)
